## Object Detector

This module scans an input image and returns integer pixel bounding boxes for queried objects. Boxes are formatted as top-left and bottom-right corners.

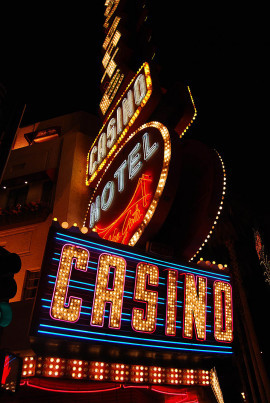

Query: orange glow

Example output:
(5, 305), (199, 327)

(84, 121), (171, 247)
(91, 253), (126, 329)
(95, 174), (153, 244)
(22, 355), (216, 391)
(132, 263), (159, 333)
(87, 62), (152, 185)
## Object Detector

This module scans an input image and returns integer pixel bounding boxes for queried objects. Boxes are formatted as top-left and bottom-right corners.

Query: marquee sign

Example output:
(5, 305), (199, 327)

(100, 0), (123, 115)
(85, 121), (171, 246)
(86, 62), (153, 185)
(83, 0), (201, 251)
(30, 223), (233, 363)
(84, 59), (200, 249)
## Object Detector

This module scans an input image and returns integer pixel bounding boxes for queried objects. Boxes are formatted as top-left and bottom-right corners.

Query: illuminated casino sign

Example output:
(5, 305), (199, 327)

(30, 223), (233, 363)
(84, 59), (199, 248)
(84, 0), (203, 252)
(86, 63), (153, 185)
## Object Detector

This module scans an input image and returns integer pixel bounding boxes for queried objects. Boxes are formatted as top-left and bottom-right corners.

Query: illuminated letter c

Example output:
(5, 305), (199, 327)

(50, 244), (89, 323)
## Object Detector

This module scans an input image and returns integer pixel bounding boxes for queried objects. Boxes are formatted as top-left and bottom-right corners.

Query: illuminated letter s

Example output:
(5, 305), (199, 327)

(91, 253), (126, 329)
(132, 262), (159, 333)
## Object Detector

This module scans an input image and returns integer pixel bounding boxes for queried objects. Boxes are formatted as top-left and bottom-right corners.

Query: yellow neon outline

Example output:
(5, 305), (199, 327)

(84, 121), (171, 248)
(86, 62), (152, 186)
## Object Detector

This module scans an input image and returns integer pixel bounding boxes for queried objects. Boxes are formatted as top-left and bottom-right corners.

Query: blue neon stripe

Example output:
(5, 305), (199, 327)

(47, 278), (213, 307)
(41, 305), (89, 316)
(52, 257), (98, 270)
(48, 275), (94, 288)
(47, 280), (217, 311)
(53, 252), (164, 278)
(41, 306), (215, 331)
(46, 281), (182, 306)
(48, 281), (93, 292)
(47, 283), (167, 306)
(47, 280), (192, 308)
(38, 325), (232, 352)
(41, 305), (166, 326)
(48, 275), (168, 291)
(38, 323), (231, 351)
(48, 278), (94, 290)
(55, 234), (230, 280)
(38, 329), (232, 354)
(50, 261), (167, 286)
(4, 356), (17, 367)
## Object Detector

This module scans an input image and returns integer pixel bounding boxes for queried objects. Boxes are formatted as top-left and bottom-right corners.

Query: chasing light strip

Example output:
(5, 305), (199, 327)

(179, 86), (197, 139)
(104, 0), (120, 29)
(211, 368), (225, 403)
(100, 70), (125, 115)
(103, 16), (121, 50)
(22, 355), (219, 392)
(190, 150), (227, 261)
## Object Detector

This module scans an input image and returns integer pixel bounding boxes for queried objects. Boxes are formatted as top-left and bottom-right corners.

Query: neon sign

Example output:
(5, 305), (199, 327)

(94, 174), (154, 244)
(0, 352), (22, 393)
(30, 224), (233, 363)
(87, 62), (152, 185)
(100, 0), (123, 115)
(84, 122), (171, 246)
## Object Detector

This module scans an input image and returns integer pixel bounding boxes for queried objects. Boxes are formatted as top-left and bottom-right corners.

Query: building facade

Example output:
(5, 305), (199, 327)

(1, 1), (270, 402)
(0, 110), (226, 402)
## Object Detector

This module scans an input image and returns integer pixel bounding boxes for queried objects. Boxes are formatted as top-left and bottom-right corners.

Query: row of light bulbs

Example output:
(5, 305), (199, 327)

(22, 356), (215, 388)
(190, 150), (227, 262)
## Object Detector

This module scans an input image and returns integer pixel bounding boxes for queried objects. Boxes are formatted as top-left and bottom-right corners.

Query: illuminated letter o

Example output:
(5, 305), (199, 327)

(89, 146), (98, 175)
(107, 118), (117, 149)
(134, 74), (147, 105)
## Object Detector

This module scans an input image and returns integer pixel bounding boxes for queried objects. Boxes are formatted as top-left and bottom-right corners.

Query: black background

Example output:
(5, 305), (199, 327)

(2, 3), (269, 224)
(1, 4), (270, 399)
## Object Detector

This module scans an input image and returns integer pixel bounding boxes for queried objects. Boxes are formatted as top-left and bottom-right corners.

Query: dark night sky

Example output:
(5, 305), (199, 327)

(2, 3), (269, 224)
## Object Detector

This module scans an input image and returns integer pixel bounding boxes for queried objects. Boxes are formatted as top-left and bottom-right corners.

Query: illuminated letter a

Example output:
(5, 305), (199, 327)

(91, 253), (126, 329)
